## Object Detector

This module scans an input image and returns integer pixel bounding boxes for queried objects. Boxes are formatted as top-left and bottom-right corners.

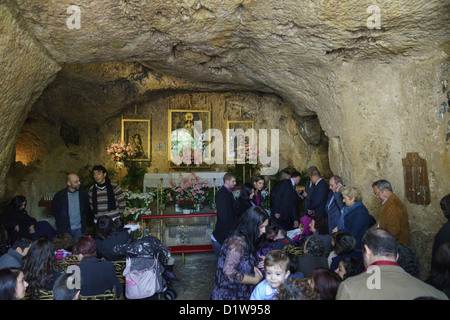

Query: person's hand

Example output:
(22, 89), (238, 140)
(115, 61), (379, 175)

(293, 220), (299, 228)
(257, 256), (265, 269)
(274, 213), (280, 219)
(253, 267), (263, 283)
(14, 225), (19, 232)
(29, 225), (35, 234)
(332, 226), (338, 233)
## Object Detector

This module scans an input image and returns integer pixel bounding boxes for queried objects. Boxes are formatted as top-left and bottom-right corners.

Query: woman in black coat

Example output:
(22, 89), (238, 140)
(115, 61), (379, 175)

(94, 215), (133, 261)
(76, 236), (123, 298)
(2, 196), (37, 244)
(235, 183), (257, 218)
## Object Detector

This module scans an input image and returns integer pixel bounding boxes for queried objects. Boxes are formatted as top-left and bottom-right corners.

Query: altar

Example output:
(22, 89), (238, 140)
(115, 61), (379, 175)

(143, 171), (227, 191)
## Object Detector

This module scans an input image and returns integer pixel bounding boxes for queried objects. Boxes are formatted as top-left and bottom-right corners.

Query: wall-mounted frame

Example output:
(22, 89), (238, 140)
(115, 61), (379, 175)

(168, 109), (211, 165)
(121, 116), (151, 162)
(226, 120), (255, 163)
(402, 152), (430, 205)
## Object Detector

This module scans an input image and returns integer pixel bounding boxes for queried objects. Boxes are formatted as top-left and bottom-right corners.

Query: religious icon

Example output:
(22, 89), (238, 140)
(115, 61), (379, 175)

(168, 110), (211, 165)
(121, 117), (151, 162)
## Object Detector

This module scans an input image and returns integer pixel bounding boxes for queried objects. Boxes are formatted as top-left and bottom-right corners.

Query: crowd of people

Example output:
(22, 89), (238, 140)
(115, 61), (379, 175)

(210, 168), (450, 300)
(0, 164), (449, 301)
(0, 165), (131, 300)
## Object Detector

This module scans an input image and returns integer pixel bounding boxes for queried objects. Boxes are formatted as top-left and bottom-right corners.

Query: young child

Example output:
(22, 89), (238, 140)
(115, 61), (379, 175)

(250, 250), (290, 300)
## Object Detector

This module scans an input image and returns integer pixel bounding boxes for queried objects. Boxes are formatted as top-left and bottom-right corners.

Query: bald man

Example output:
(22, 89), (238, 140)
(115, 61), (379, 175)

(51, 173), (90, 242)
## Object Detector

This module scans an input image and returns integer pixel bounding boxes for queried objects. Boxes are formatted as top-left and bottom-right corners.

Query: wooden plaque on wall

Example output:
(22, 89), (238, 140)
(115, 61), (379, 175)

(402, 152), (431, 205)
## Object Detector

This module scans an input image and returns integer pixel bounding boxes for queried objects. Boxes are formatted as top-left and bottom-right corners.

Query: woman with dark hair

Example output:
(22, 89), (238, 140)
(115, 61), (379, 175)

(235, 183), (257, 217)
(0, 268), (28, 300)
(22, 237), (61, 299)
(297, 236), (329, 277)
(252, 175), (266, 209)
(95, 215), (133, 261)
(2, 196), (56, 244)
(329, 232), (363, 272)
(305, 215), (333, 252)
(211, 206), (269, 300)
(336, 257), (365, 280)
(76, 236), (123, 298)
(427, 243), (450, 298)
(309, 267), (342, 300)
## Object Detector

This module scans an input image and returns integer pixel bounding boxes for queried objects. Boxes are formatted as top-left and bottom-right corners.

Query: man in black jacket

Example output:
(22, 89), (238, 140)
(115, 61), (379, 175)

(271, 171), (301, 230)
(306, 169), (329, 218)
(51, 173), (90, 243)
(211, 172), (237, 256)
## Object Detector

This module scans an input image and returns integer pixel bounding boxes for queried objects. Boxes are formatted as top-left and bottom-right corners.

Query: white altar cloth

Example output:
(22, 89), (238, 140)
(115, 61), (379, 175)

(144, 172), (227, 191)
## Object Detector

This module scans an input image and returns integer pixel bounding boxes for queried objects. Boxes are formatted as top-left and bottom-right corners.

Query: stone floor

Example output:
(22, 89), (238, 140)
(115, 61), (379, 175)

(168, 252), (217, 300)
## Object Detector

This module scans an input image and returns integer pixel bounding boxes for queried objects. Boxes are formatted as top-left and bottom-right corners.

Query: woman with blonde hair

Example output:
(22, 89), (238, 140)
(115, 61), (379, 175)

(333, 186), (376, 249)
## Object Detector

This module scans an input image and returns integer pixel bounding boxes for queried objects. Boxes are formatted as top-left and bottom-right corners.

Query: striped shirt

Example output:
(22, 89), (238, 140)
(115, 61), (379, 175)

(89, 182), (126, 219)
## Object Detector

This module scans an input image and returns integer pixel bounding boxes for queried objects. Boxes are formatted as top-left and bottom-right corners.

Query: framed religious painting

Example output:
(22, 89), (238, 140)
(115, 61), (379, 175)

(121, 117), (151, 162)
(226, 120), (256, 163)
(168, 109), (211, 166)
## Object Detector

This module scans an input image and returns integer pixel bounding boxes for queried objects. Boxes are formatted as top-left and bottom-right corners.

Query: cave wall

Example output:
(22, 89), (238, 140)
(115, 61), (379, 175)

(324, 58), (450, 276)
(0, 1), (60, 200)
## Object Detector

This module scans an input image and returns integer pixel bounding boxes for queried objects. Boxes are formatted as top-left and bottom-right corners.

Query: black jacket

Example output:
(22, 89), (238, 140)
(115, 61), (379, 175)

(212, 186), (237, 244)
(78, 256), (123, 297)
(271, 179), (299, 229)
(51, 187), (89, 234)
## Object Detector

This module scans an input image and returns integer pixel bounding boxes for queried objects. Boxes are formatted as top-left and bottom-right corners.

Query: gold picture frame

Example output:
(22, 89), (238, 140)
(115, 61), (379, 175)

(168, 109), (211, 165)
(226, 120), (255, 163)
(121, 116), (151, 162)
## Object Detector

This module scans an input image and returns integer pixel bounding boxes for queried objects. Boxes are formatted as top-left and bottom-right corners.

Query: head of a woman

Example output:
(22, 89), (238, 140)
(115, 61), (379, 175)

(10, 195), (27, 211)
(310, 215), (329, 235)
(239, 183), (255, 201)
(252, 175), (265, 191)
(96, 215), (115, 240)
(309, 267), (342, 300)
(75, 236), (97, 259)
(0, 268), (28, 300)
(234, 206), (269, 250)
(22, 236), (57, 297)
(334, 232), (357, 255)
(340, 186), (361, 207)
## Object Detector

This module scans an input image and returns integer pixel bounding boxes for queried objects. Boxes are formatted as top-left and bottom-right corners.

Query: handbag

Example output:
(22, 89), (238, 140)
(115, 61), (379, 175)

(123, 254), (160, 299)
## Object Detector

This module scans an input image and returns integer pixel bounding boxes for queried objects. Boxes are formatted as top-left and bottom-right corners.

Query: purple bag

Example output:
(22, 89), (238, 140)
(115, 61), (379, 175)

(123, 254), (160, 299)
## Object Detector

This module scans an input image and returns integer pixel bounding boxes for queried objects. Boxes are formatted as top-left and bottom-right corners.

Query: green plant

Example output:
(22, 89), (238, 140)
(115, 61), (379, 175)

(204, 187), (218, 205)
(122, 164), (146, 190)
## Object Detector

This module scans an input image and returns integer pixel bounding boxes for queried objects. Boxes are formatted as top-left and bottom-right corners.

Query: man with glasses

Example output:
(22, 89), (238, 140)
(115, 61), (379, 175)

(372, 180), (409, 246)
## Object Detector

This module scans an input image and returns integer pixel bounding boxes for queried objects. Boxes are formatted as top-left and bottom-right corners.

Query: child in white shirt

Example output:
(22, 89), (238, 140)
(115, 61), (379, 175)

(250, 250), (290, 300)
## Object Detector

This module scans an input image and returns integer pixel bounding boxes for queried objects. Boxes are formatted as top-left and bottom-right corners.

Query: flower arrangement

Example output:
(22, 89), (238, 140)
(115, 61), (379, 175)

(107, 140), (134, 162)
(178, 199), (194, 210)
(123, 189), (155, 222)
(124, 189), (155, 208)
(123, 207), (149, 223)
(156, 188), (174, 205)
(169, 173), (211, 205)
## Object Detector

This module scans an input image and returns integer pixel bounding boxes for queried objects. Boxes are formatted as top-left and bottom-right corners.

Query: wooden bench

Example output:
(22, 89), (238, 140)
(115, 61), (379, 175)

(169, 245), (214, 266)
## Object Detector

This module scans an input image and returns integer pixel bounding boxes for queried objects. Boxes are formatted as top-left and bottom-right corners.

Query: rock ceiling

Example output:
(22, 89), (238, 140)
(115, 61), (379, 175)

(13, 0), (450, 121)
